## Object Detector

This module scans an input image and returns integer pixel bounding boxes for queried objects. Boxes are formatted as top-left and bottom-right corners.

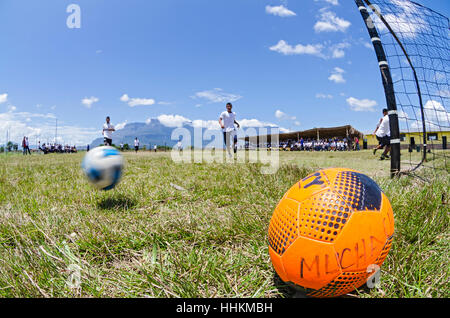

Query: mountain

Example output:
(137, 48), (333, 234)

(89, 119), (283, 149)
(90, 120), (179, 148)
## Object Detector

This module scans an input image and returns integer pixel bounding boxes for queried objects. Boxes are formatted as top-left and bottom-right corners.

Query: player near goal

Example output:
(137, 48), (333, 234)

(373, 108), (391, 161)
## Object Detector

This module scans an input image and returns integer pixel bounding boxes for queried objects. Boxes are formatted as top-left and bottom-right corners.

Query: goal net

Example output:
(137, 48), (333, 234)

(355, 0), (449, 176)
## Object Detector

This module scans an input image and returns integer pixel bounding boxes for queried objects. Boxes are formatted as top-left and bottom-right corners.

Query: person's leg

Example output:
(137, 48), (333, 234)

(382, 146), (391, 158)
(225, 132), (232, 157)
(380, 137), (391, 159)
(374, 137), (383, 155)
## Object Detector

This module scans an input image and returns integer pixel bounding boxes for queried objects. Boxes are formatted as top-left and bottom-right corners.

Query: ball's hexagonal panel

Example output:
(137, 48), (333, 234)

(268, 198), (300, 256)
(285, 170), (330, 203)
(297, 190), (353, 243)
(332, 211), (388, 272)
(281, 236), (342, 290)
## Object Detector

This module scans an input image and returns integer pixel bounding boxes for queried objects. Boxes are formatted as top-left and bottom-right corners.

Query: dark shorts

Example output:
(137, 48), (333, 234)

(135, 146), (139, 151)
(376, 135), (390, 147)
(104, 138), (112, 146)
(222, 132), (238, 145)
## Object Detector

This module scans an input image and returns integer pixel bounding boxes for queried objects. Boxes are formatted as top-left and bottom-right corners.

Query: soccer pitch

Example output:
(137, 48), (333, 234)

(0, 150), (448, 298)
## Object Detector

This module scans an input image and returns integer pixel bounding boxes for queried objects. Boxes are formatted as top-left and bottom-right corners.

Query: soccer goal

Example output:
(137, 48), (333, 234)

(355, 0), (449, 178)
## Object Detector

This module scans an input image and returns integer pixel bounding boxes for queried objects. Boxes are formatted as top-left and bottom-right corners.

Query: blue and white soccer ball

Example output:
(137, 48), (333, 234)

(82, 146), (124, 190)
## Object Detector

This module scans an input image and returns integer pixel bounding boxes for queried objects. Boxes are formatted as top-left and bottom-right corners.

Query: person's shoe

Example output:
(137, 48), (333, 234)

(373, 148), (377, 155)
(380, 154), (386, 160)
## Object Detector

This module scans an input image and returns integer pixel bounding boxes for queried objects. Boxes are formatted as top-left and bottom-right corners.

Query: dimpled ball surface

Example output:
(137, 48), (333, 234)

(268, 168), (394, 297)
(81, 146), (124, 191)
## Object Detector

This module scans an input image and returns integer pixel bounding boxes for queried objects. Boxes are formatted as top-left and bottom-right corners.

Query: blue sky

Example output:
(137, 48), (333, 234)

(0, 0), (449, 146)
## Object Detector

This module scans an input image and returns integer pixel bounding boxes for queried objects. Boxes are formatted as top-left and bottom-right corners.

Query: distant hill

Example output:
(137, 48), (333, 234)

(90, 120), (180, 148)
(89, 119), (282, 149)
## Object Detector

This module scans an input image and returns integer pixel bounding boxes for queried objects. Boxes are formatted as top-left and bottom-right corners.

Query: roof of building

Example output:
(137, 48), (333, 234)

(242, 125), (364, 142)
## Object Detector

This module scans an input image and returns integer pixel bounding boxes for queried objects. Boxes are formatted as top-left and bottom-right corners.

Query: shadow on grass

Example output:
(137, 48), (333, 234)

(273, 273), (309, 298)
(272, 273), (370, 298)
(97, 195), (137, 211)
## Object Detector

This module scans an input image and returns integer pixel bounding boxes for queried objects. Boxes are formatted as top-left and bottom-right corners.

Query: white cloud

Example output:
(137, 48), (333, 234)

(328, 67), (346, 84)
(346, 97), (378, 112)
(369, 0), (428, 39)
(275, 110), (285, 119)
(81, 96), (99, 108)
(0, 110), (98, 146)
(330, 42), (350, 58)
(115, 121), (128, 130)
(314, 11), (351, 33)
(120, 94), (130, 102)
(364, 42), (374, 50)
(193, 88), (242, 104)
(192, 119), (221, 130)
(240, 119), (277, 128)
(128, 98), (155, 107)
(437, 89), (450, 98)
(315, 0), (339, 5)
(423, 100), (450, 129)
(157, 114), (191, 128)
(0, 93), (7, 104)
(120, 94), (156, 107)
(316, 93), (334, 99)
(275, 110), (296, 120)
(8, 105), (16, 112)
(265, 5), (296, 17)
(270, 40), (325, 58)
(269, 40), (349, 59)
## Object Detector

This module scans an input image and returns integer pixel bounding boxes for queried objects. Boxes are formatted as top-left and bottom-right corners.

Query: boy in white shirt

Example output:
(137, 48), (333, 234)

(373, 109), (391, 160)
(134, 138), (139, 153)
(219, 103), (240, 157)
(103, 116), (115, 146)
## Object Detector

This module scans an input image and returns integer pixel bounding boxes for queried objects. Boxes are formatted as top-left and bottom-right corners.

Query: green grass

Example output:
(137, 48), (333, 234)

(0, 150), (448, 298)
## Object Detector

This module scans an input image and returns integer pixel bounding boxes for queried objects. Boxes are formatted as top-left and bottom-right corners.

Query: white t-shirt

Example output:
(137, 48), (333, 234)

(219, 111), (236, 133)
(134, 139), (139, 147)
(376, 115), (390, 138)
(103, 123), (115, 139)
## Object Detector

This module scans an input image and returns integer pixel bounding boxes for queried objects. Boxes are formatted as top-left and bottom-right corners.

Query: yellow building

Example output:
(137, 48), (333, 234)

(364, 130), (450, 150)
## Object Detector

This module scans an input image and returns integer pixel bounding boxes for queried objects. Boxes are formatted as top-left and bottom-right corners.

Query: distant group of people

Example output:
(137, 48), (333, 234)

(39, 142), (78, 154)
(277, 136), (360, 152)
(21, 136), (78, 155)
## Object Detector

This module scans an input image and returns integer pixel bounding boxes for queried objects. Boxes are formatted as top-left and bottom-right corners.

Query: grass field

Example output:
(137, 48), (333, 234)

(0, 150), (448, 298)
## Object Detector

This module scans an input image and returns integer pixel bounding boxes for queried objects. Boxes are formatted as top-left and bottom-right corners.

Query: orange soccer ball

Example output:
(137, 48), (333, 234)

(268, 168), (394, 297)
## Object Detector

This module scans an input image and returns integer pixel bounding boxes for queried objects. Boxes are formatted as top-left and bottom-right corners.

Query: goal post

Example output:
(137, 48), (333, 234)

(354, 0), (401, 177)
